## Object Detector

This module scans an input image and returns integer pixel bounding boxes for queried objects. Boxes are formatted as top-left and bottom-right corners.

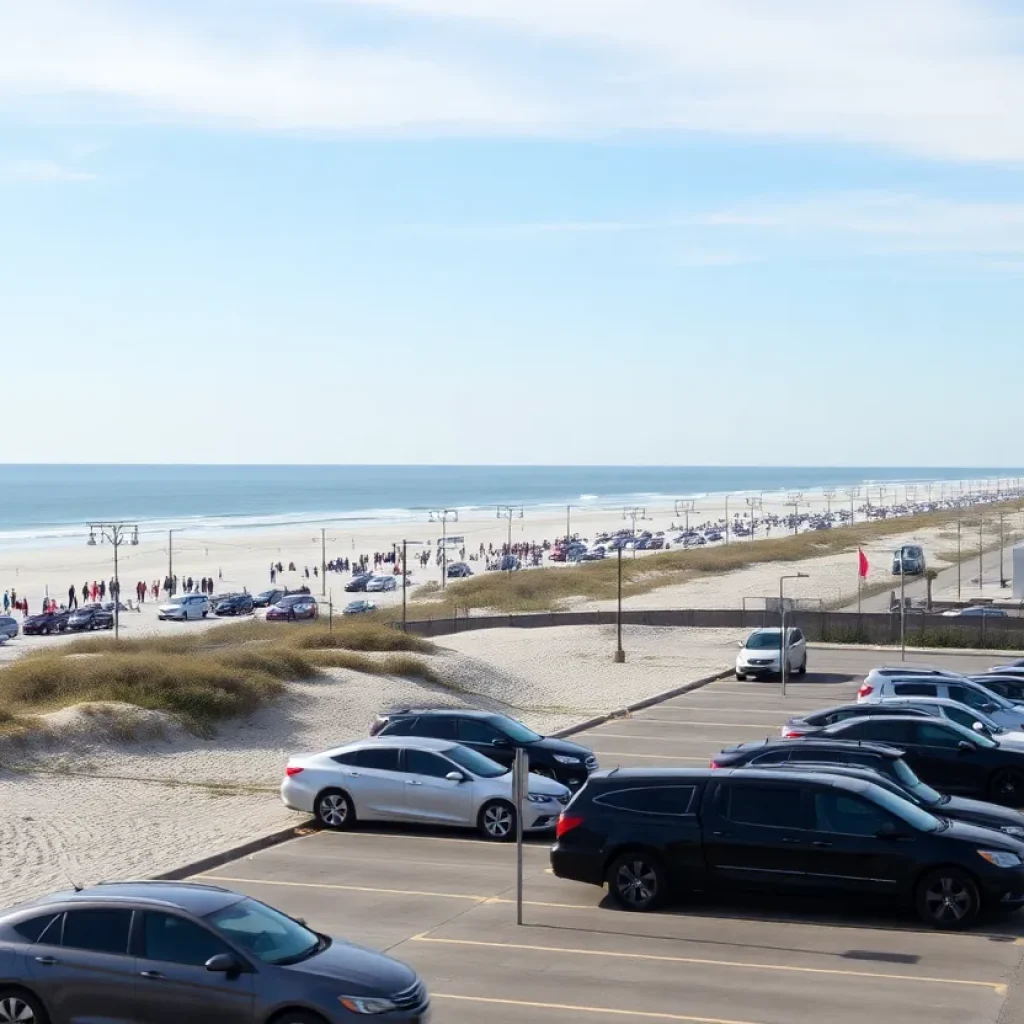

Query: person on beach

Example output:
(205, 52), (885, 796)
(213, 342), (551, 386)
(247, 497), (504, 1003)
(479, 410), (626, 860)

(2, 592), (8, 615)
(67, 585), (77, 610)
(81, 583), (88, 604)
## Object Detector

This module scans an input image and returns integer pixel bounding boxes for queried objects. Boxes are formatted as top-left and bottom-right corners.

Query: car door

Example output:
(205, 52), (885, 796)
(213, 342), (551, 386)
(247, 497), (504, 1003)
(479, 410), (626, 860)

(132, 911), (255, 1024)
(788, 630), (805, 671)
(401, 749), (474, 825)
(347, 747), (406, 819)
(904, 720), (989, 795)
(701, 779), (814, 890)
(27, 908), (138, 1024)
(456, 718), (515, 768)
(803, 788), (915, 894)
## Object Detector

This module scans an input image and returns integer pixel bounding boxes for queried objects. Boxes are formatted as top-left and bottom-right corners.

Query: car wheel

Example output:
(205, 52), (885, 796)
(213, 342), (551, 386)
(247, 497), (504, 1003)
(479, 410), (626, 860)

(0, 989), (49, 1024)
(315, 789), (355, 831)
(989, 769), (1024, 806)
(735, 672), (745, 680)
(269, 1012), (329, 1024)
(915, 868), (980, 930)
(478, 800), (516, 841)
(797, 658), (807, 676)
(607, 851), (668, 912)
(202, 610), (208, 619)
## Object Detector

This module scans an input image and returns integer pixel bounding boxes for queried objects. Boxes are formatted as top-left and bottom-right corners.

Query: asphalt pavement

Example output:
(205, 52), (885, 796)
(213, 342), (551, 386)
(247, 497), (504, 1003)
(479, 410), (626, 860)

(195, 646), (1024, 1024)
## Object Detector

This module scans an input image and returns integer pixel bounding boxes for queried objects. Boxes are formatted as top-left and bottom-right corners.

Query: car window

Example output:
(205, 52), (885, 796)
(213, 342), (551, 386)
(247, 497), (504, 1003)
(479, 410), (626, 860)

(813, 791), (892, 835)
(142, 913), (231, 966)
(836, 720), (914, 744)
(595, 786), (696, 816)
(8, 914), (60, 944)
(62, 909), (133, 955)
(893, 682), (939, 697)
(352, 748), (400, 771)
(379, 717), (418, 737)
(405, 750), (456, 778)
(721, 783), (809, 829)
(457, 719), (503, 744)
(749, 749), (790, 765)
(411, 716), (458, 740)
(330, 751), (358, 765)
(791, 630), (803, 642)
(943, 706), (983, 731)
(909, 722), (962, 748)
(947, 685), (992, 711)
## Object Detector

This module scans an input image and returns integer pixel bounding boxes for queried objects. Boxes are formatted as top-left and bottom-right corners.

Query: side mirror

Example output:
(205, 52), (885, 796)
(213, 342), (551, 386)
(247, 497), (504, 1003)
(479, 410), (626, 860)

(972, 721), (986, 733)
(958, 740), (976, 753)
(205, 953), (243, 975)
(491, 738), (510, 748)
(445, 771), (465, 783)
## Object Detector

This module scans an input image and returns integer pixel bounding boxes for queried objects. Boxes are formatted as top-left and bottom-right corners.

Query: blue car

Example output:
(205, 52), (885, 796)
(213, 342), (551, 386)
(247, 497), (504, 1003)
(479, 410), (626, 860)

(0, 615), (18, 641)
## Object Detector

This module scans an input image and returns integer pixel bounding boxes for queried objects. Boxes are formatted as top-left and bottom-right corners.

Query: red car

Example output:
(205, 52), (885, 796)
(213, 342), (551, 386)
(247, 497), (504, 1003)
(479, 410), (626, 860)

(266, 594), (318, 621)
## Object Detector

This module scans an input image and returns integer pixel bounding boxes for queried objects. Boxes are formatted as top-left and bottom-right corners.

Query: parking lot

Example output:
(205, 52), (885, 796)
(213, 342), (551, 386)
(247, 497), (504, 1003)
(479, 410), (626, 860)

(195, 646), (1024, 1024)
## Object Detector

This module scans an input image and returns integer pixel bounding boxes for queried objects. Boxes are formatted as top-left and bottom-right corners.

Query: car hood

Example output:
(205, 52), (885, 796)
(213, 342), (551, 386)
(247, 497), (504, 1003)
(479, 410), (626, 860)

(282, 938), (417, 995)
(526, 772), (571, 797)
(158, 604), (183, 613)
(942, 795), (1024, 833)
(739, 646), (781, 659)
(940, 818), (1024, 853)
(527, 736), (593, 762)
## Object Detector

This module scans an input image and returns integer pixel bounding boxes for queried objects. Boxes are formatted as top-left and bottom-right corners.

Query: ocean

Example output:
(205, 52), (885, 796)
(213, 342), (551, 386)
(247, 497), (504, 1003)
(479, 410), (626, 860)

(0, 465), (1019, 546)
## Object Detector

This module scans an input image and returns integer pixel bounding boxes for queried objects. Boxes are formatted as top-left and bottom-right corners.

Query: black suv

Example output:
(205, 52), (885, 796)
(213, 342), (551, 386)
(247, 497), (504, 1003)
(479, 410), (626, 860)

(214, 593), (255, 616)
(371, 709), (597, 788)
(552, 767), (1024, 928)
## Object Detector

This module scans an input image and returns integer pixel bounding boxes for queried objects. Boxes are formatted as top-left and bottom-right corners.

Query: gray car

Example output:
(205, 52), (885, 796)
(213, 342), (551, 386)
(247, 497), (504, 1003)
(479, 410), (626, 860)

(0, 616), (17, 641)
(0, 881), (428, 1024)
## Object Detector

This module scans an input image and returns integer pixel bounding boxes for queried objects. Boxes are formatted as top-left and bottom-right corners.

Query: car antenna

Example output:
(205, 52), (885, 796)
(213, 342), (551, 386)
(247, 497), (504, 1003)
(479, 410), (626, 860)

(63, 868), (83, 893)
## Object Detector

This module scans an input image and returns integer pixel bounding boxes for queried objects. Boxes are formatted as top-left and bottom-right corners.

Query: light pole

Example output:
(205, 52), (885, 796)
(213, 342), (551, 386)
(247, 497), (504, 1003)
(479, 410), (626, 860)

(822, 488), (836, 517)
(745, 496), (763, 540)
(428, 509), (458, 589)
(779, 572), (809, 696)
(167, 528), (176, 595)
(622, 506), (646, 559)
(496, 506), (524, 570)
(724, 494), (732, 545)
(786, 492), (804, 535)
(957, 512), (962, 602)
(898, 548), (907, 661)
(1000, 511), (1008, 587)
(674, 499), (696, 538)
(87, 522), (139, 639)
(398, 539), (425, 631)
(613, 547), (625, 663)
(320, 528), (327, 597)
(845, 486), (861, 526)
(979, 509), (984, 591)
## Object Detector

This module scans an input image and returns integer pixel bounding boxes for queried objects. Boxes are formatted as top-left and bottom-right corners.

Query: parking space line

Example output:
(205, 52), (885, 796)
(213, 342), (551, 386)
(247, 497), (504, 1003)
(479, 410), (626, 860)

(308, 830), (551, 850)
(432, 993), (763, 1024)
(412, 935), (1007, 993)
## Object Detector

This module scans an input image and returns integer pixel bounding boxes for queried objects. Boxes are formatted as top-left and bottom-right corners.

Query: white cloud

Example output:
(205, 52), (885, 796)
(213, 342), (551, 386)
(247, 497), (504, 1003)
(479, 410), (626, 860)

(4, 159), (97, 183)
(3, 0), (1024, 161)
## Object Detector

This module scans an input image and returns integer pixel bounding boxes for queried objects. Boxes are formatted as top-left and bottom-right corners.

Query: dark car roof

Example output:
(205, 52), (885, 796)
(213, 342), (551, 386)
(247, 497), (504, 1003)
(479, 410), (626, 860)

(587, 765), (873, 791)
(16, 881), (242, 917)
(386, 708), (497, 720)
(722, 737), (904, 758)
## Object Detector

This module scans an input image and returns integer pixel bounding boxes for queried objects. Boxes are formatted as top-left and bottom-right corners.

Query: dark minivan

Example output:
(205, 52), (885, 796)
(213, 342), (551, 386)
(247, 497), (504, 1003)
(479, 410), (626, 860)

(551, 767), (1024, 929)
(372, 708), (597, 789)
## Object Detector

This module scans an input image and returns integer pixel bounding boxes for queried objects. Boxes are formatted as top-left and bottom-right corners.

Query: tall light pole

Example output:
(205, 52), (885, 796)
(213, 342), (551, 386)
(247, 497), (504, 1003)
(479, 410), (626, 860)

(428, 509), (458, 589)
(779, 572), (809, 697)
(746, 496), (763, 540)
(167, 529), (176, 595)
(822, 488), (836, 517)
(674, 499), (696, 537)
(845, 486), (861, 526)
(957, 511), (963, 602)
(979, 508), (984, 591)
(786, 492), (804, 535)
(320, 528), (327, 597)
(724, 494), (732, 545)
(398, 539), (425, 631)
(87, 522), (139, 639)
(565, 505), (574, 545)
(1000, 511), (1008, 587)
(496, 506), (524, 570)
(623, 507), (646, 559)
(613, 546), (625, 664)
(905, 484), (918, 506)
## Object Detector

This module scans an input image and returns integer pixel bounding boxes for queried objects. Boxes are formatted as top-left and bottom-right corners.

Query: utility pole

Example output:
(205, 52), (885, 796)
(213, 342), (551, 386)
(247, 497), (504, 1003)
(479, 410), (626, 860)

(957, 513), (962, 602)
(87, 522), (139, 640)
(1000, 511), (1008, 587)
(320, 528), (327, 597)
(167, 529), (175, 595)
(786, 492), (804, 536)
(565, 505), (573, 545)
(845, 486), (861, 526)
(979, 509), (984, 591)
(496, 506), (524, 570)
(724, 494), (732, 545)
(745, 496), (763, 540)
(429, 509), (458, 589)
(674, 499), (696, 538)
(904, 484), (917, 506)
(822, 488), (836, 517)
(622, 506), (646, 559)
(613, 547), (625, 663)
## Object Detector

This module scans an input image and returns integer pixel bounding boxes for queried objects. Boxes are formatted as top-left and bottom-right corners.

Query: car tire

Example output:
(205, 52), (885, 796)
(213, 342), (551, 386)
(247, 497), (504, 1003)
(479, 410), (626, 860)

(0, 988), (50, 1024)
(202, 610), (208, 619)
(478, 800), (516, 841)
(915, 867), (980, 930)
(735, 672), (745, 680)
(989, 768), (1024, 806)
(315, 789), (356, 831)
(606, 851), (668, 912)
(797, 658), (807, 676)
(269, 1012), (329, 1024)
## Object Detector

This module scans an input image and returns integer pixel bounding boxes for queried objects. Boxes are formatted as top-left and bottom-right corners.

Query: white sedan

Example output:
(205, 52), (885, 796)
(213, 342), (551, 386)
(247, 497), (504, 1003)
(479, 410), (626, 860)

(157, 594), (210, 621)
(365, 576), (398, 592)
(281, 736), (570, 840)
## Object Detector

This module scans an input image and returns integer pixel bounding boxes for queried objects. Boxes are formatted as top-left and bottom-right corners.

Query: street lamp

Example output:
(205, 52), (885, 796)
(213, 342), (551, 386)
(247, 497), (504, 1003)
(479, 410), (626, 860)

(746, 496), (763, 540)
(779, 572), (808, 696)
(822, 488), (836, 517)
(622, 506), (646, 559)
(428, 509), (458, 589)
(398, 539), (425, 630)
(674, 499), (696, 538)
(845, 486), (861, 525)
(786, 492), (804, 536)
(496, 506), (524, 570)
(86, 522), (139, 639)
(613, 546), (625, 664)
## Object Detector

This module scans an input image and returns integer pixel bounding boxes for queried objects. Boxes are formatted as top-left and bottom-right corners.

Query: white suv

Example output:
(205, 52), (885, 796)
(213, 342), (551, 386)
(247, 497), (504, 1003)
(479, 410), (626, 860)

(157, 593), (210, 621)
(857, 674), (1024, 730)
(735, 627), (807, 680)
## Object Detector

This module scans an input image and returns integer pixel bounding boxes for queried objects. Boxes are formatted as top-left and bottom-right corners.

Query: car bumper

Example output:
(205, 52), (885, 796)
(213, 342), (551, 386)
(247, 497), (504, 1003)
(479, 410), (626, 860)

(977, 866), (1024, 908)
(550, 844), (605, 886)
(280, 779), (315, 814)
(737, 660), (780, 675)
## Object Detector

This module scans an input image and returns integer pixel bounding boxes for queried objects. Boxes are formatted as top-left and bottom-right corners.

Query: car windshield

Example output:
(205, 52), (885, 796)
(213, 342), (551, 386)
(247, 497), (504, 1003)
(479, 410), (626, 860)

(745, 631), (782, 650)
(491, 716), (542, 743)
(864, 784), (941, 832)
(443, 745), (508, 778)
(207, 898), (321, 965)
(167, 597), (186, 606)
(887, 759), (943, 804)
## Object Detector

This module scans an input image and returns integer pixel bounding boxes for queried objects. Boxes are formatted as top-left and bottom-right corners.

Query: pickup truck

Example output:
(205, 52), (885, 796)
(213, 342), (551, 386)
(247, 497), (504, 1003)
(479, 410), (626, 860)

(550, 766), (1024, 929)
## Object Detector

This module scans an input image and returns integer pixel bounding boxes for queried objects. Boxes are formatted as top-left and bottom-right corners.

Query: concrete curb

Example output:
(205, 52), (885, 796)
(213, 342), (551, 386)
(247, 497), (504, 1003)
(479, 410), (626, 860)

(550, 668), (733, 739)
(810, 641), (1022, 658)
(156, 666), (733, 879)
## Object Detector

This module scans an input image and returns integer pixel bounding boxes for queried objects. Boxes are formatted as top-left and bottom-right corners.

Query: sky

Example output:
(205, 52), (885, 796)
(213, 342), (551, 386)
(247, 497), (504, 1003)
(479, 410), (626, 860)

(2, 0), (1024, 465)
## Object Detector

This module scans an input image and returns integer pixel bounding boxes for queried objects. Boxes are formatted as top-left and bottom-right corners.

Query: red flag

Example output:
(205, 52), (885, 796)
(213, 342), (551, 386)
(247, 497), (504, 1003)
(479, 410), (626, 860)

(858, 548), (869, 578)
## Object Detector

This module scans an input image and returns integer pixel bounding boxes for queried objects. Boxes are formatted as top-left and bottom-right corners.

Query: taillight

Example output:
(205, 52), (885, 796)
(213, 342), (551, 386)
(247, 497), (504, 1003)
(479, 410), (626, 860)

(858, 683), (873, 698)
(556, 814), (584, 838)
(782, 729), (804, 738)
(709, 759), (721, 769)
(285, 766), (304, 777)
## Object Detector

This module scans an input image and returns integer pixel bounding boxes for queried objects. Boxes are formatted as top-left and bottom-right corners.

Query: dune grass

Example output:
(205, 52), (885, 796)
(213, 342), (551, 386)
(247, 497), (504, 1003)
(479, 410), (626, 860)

(408, 501), (1024, 615)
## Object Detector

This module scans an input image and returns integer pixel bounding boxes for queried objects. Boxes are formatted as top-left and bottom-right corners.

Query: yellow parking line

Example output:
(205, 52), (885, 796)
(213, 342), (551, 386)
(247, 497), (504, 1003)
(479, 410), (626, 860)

(413, 935), (1006, 994)
(433, 993), (762, 1024)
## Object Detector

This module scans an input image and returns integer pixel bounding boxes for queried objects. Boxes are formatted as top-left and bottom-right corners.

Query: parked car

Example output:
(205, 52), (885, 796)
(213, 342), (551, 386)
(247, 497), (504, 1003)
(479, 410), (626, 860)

(0, 880), (429, 1024)
(343, 600), (376, 615)
(0, 615), (20, 640)
(735, 627), (807, 680)
(446, 562), (473, 578)
(281, 736), (569, 840)
(892, 543), (926, 575)
(65, 605), (115, 632)
(157, 594), (210, 621)
(370, 708), (597, 789)
(344, 574), (373, 592)
(214, 593), (255, 616)
(551, 766), (1024, 927)
(867, 696), (1024, 741)
(857, 674), (1024, 729)
(266, 594), (318, 621)
(252, 588), (284, 608)
(366, 576), (397, 593)
(944, 606), (1008, 618)
(21, 610), (72, 635)
(976, 675), (1024, 702)
(782, 702), (934, 738)
(819, 715), (1024, 805)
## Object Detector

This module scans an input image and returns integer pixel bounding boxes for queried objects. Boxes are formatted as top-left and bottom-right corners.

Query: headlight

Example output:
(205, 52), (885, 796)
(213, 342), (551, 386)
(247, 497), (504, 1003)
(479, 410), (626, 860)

(339, 996), (398, 1014)
(978, 849), (1023, 868)
(527, 792), (555, 803)
(1001, 826), (1024, 838)
(553, 755), (581, 765)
